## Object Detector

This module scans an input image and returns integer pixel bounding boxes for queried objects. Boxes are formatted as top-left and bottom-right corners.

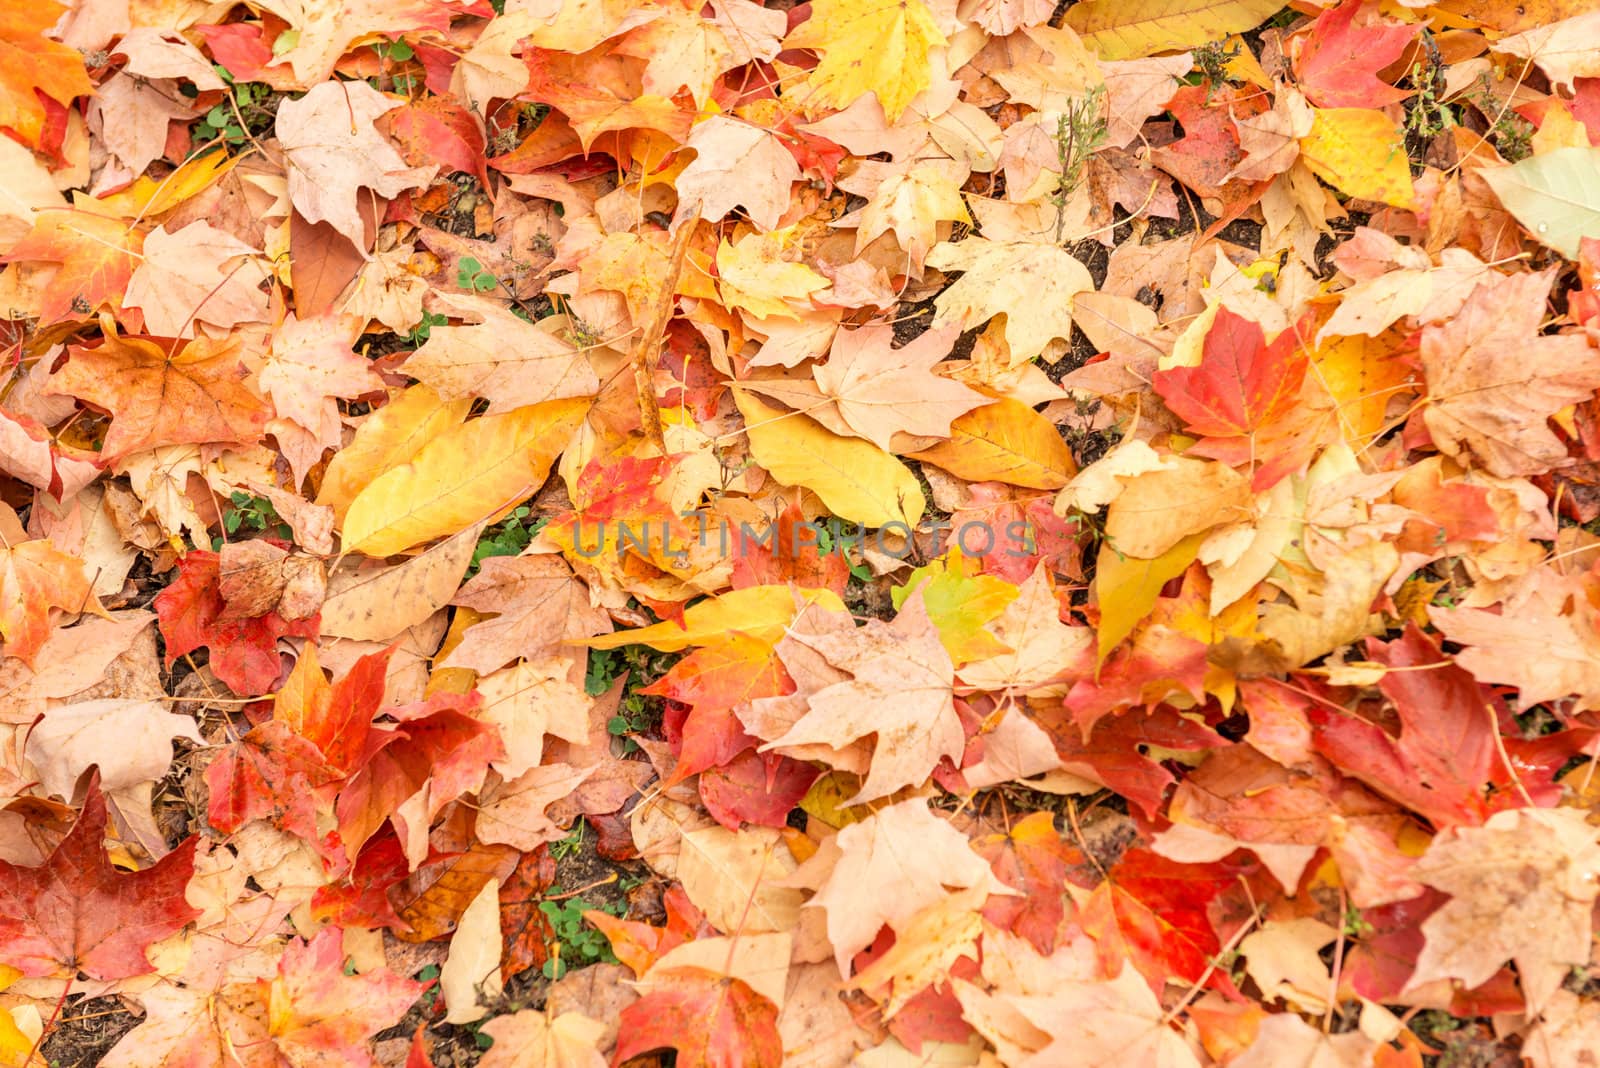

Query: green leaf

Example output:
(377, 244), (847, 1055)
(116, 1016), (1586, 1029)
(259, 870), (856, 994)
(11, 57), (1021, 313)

(1481, 146), (1600, 258)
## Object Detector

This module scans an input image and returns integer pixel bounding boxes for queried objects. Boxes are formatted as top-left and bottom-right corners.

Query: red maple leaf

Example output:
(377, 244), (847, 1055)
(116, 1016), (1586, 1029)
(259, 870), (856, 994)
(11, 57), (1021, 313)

(972, 811), (1087, 955)
(277, 646), (393, 777)
(1150, 83), (1269, 222)
(1151, 307), (1321, 489)
(155, 550), (319, 695)
(588, 884), (713, 978)
(337, 690), (504, 858)
(1046, 705), (1228, 820)
(266, 927), (424, 1064)
(310, 829), (416, 934)
(384, 95), (490, 187)
(1343, 890), (1524, 1017)
(647, 633), (792, 783)
(855, 926), (977, 1051)
(500, 846), (559, 978)
(698, 749), (819, 830)
(1077, 847), (1249, 996)
(612, 967), (783, 1068)
(1292, 0), (1415, 110)
(2, 210), (142, 326)
(728, 502), (850, 595)
(1308, 624), (1519, 827)
(205, 719), (343, 847)
(1063, 624), (1208, 735)
(0, 777), (199, 980)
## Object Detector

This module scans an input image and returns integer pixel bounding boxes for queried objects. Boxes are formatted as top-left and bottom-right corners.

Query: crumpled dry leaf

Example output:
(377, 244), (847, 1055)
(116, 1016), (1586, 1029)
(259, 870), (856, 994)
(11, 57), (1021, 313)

(275, 80), (435, 248)
(1405, 806), (1600, 1014)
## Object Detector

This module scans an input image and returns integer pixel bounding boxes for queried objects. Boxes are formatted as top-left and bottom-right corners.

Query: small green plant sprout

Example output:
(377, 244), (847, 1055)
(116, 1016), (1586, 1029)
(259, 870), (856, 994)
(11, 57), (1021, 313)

(371, 37), (414, 63)
(538, 895), (622, 980)
(582, 644), (680, 753)
(468, 504), (545, 576)
(606, 694), (654, 754)
(815, 519), (873, 583)
(404, 309), (448, 346)
(550, 820), (586, 861)
(1343, 904), (1373, 938)
(1405, 62), (1456, 142)
(414, 964), (442, 1012)
(211, 491), (292, 550)
(1192, 39), (1243, 89)
(1050, 85), (1109, 242)
(456, 255), (499, 293)
(370, 37), (419, 94)
(191, 74), (279, 150)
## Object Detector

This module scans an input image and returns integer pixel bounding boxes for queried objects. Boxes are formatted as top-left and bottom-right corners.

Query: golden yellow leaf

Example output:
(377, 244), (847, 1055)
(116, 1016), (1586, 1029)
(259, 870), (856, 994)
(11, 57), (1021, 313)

(1308, 331), (1413, 448)
(716, 232), (830, 320)
(317, 385), (473, 522)
(733, 389), (925, 529)
(342, 397), (590, 557)
(909, 397), (1078, 490)
(74, 150), (239, 220)
(1103, 457), (1251, 559)
(1298, 108), (1415, 210)
(578, 584), (846, 651)
(0, 963), (38, 1068)
(1095, 531), (1207, 661)
(784, 0), (946, 121)
(1064, 0), (1284, 61)
(925, 237), (1094, 362)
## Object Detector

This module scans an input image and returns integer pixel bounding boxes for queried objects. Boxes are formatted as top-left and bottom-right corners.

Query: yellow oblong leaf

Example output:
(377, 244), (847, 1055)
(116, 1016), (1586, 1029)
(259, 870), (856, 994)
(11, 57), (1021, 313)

(909, 397), (1078, 490)
(76, 150), (240, 219)
(1299, 108), (1415, 210)
(733, 388), (925, 529)
(1095, 532), (1208, 662)
(317, 385), (473, 522)
(342, 397), (590, 557)
(577, 585), (846, 652)
(1064, 0), (1284, 61)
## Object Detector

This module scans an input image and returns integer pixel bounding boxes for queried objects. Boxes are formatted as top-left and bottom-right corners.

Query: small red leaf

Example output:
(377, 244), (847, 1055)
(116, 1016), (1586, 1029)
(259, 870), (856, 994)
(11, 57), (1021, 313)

(155, 550), (319, 695)
(1293, 0), (1415, 110)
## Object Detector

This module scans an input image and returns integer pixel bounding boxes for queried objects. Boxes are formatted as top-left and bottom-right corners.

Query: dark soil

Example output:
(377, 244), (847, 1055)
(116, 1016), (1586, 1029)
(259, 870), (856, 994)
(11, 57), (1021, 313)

(40, 996), (141, 1068)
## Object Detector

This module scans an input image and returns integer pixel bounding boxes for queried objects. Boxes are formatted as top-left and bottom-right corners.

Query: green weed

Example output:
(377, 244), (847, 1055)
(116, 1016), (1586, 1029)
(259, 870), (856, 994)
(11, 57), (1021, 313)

(468, 504), (546, 576)
(188, 69), (279, 150)
(1050, 86), (1108, 243)
(584, 644), (681, 754)
(211, 491), (291, 550)
(456, 255), (499, 293)
(539, 896), (623, 980)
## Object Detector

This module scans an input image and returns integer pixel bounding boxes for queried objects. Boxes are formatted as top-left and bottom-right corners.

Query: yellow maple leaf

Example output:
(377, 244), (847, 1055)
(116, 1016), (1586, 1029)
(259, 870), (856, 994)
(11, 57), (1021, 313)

(716, 231), (830, 320)
(1299, 108), (1415, 210)
(785, 0), (946, 121)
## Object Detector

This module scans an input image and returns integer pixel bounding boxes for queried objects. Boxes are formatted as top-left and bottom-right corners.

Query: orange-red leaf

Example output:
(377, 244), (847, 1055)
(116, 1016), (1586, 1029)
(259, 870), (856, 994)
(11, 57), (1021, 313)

(155, 550), (320, 695)
(1292, 0), (1414, 110)
(612, 968), (782, 1068)
(4, 210), (142, 325)
(0, 536), (96, 666)
(0, 777), (199, 980)
(48, 333), (270, 463)
(0, 2), (92, 150)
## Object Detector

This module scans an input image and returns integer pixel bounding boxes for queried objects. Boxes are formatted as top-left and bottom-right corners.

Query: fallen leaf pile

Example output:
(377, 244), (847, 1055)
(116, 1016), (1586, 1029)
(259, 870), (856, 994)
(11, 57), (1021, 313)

(10, 0), (1600, 1065)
